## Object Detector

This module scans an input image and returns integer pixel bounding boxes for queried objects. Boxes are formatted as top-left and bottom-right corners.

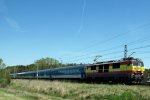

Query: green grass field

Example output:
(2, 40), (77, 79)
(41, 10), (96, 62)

(0, 79), (150, 100)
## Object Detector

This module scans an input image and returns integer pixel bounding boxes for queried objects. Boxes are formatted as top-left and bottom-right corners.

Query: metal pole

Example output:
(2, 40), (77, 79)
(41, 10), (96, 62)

(60, 59), (63, 67)
(14, 66), (15, 78)
(59, 58), (63, 67)
(36, 64), (38, 80)
(124, 45), (127, 58)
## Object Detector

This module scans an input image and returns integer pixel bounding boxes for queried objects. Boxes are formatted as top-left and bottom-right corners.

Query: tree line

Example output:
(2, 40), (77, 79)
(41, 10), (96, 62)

(6, 57), (83, 74)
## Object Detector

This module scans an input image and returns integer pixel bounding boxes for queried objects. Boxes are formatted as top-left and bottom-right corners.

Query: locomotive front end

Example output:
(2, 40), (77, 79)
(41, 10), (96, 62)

(132, 58), (145, 83)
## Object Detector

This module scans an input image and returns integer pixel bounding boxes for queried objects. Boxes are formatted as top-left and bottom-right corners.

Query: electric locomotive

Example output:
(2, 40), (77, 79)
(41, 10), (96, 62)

(86, 57), (145, 83)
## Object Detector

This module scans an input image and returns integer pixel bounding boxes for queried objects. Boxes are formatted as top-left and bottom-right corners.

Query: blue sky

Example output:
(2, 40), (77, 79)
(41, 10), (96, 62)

(0, 0), (150, 68)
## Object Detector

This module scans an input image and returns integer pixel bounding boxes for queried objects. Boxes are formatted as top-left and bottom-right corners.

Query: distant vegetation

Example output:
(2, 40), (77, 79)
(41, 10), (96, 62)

(0, 59), (11, 87)
(0, 79), (149, 100)
(144, 69), (150, 78)
(6, 57), (83, 74)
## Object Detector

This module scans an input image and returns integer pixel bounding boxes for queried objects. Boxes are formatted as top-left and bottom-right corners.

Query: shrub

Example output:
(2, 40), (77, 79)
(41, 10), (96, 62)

(0, 69), (11, 88)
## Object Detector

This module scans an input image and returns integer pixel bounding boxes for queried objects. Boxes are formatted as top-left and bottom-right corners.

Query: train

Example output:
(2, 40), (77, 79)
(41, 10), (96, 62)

(10, 57), (145, 84)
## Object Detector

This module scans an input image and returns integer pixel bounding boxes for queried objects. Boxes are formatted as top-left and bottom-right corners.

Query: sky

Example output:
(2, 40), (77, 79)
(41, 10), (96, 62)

(0, 0), (150, 68)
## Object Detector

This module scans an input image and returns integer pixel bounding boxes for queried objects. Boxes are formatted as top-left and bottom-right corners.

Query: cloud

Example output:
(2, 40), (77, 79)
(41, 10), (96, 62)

(0, 0), (24, 32)
(4, 17), (24, 32)
(5, 17), (20, 29)
(5, 17), (24, 32)
(75, 0), (86, 37)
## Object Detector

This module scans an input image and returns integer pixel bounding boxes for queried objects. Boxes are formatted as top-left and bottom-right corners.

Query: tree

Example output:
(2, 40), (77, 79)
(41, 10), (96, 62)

(34, 57), (60, 69)
(0, 58), (10, 87)
(144, 69), (150, 78)
(0, 58), (6, 69)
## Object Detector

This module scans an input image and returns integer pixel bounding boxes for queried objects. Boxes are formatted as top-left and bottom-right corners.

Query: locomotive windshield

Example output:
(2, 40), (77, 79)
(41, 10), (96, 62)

(133, 60), (144, 67)
(133, 61), (138, 66)
(140, 61), (144, 67)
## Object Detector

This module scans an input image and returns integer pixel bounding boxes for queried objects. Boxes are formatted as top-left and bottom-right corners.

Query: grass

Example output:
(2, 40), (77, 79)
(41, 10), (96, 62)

(0, 79), (150, 100)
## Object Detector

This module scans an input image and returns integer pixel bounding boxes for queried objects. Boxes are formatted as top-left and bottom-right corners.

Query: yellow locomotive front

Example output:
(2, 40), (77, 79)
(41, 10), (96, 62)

(131, 58), (145, 83)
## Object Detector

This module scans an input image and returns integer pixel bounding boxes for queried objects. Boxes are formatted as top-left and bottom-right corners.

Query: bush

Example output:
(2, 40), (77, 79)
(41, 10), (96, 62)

(0, 69), (11, 88)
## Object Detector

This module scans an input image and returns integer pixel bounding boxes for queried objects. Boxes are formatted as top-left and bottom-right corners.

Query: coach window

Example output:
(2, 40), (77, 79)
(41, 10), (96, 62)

(70, 69), (73, 73)
(113, 63), (120, 69)
(91, 65), (96, 70)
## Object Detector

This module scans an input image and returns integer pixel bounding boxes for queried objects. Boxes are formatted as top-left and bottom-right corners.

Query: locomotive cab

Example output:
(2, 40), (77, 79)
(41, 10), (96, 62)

(131, 58), (145, 83)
